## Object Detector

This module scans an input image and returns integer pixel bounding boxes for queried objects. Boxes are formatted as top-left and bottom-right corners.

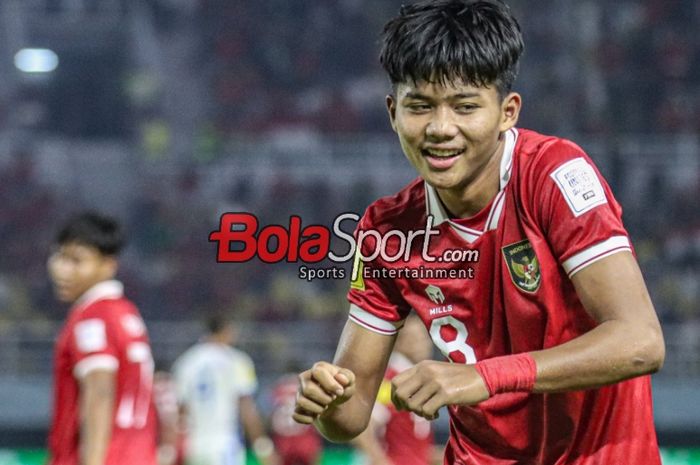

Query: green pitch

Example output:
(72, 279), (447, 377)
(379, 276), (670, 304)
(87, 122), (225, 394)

(0, 447), (698, 465)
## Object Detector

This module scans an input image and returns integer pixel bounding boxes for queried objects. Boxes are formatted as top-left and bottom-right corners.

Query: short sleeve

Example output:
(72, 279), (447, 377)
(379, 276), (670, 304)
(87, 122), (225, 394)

(70, 309), (120, 378)
(530, 141), (632, 277)
(346, 207), (411, 335)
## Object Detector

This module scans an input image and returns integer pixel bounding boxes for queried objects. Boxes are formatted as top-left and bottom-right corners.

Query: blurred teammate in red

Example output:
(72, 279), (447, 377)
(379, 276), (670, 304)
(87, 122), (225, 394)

(293, 1), (665, 464)
(269, 374), (322, 465)
(47, 212), (157, 465)
(352, 316), (436, 465)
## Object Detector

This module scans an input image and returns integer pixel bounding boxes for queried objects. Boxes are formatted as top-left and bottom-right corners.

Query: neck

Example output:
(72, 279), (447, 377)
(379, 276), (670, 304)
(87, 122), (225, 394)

(207, 335), (229, 345)
(436, 136), (505, 218)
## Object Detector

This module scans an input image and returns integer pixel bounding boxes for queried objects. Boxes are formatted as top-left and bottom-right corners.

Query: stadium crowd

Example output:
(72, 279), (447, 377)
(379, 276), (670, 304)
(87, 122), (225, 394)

(189, 0), (700, 135)
(0, 0), (697, 376)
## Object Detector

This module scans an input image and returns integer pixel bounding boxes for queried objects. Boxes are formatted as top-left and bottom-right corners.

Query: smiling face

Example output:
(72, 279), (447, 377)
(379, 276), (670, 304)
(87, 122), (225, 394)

(387, 79), (521, 197)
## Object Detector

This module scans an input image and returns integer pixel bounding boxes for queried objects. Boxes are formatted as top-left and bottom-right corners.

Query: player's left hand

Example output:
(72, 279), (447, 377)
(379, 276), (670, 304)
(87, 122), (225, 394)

(390, 360), (490, 420)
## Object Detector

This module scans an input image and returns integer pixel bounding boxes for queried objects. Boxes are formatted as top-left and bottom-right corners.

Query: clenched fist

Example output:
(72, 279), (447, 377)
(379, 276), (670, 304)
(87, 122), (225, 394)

(391, 360), (490, 420)
(293, 361), (357, 424)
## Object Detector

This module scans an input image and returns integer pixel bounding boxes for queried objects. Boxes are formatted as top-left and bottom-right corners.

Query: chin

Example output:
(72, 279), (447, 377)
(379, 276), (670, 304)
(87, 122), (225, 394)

(423, 172), (464, 191)
(55, 290), (76, 303)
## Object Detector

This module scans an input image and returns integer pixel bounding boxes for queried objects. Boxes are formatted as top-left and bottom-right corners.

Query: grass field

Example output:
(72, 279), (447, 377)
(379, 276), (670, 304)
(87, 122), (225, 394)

(0, 447), (698, 465)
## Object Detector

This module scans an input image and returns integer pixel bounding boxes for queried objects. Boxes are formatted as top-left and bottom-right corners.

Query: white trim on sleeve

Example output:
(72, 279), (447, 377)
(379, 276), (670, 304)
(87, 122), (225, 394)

(348, 304), (403, 336)
(74, 354), (119, 379)
(562, 236), (632, 277)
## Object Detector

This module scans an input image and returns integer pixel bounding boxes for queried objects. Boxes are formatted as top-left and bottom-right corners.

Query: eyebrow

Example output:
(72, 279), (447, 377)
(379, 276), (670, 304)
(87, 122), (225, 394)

(402, 91), (482, 100)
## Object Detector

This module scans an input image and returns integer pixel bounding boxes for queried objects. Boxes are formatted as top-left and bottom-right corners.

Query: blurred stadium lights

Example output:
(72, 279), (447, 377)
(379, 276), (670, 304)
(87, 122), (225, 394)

(14, 48), (59, 74)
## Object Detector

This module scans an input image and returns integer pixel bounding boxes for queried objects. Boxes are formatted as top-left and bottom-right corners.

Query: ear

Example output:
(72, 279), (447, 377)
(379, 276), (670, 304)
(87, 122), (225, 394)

(499, 92), (521, 132)
(386, 94), (398, 133)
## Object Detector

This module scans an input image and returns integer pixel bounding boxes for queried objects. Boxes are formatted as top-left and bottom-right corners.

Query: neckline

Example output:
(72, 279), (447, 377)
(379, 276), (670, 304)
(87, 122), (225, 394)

(424, 128), (518, 243)
(72, 280), (124, 312)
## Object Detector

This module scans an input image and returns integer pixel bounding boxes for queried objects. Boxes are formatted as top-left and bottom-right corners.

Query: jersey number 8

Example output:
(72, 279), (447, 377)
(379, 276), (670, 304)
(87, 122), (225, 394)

(429, 316), (477, 364)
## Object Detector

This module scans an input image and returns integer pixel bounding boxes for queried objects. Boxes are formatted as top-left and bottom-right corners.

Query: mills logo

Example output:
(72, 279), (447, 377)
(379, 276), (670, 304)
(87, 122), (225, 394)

(425, 284), (445, 304)
(425, 284), (453, 316)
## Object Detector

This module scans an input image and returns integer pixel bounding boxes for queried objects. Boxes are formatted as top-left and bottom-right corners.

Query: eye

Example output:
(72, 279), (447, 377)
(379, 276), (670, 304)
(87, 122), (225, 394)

(406, 103), (431, 113)
(455, 104), (478, 113)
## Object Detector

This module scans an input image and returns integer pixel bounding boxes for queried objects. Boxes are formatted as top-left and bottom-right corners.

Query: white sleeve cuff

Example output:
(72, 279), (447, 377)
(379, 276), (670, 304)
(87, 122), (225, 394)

(561, 236), (632, 277)
(74, 354), (119, 379)
(348, 304), (403, 335)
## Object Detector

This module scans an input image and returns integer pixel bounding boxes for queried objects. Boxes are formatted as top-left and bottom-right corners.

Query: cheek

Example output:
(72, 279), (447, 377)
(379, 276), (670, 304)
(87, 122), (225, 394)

(46, 259), (57, 276)
(74, 262), (98, 282)
(467, 114), (500, 138)
(399, 136), (415, 158)
(395, 114), (423, 140)
(395, 123), (419, 153)
(48, 259), (67, 279)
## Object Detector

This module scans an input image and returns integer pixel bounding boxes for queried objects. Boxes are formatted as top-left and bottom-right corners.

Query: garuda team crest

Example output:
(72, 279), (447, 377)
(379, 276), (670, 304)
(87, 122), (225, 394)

(502, 239), (541, 293)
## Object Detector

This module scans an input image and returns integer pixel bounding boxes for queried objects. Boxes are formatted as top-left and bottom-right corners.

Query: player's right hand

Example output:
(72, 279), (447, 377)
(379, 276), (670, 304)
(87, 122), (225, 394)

(293, 361), (356, 424)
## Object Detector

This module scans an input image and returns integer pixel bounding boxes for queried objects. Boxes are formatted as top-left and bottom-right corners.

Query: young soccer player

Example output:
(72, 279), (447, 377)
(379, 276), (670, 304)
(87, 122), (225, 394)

(293, 1), (665, 464)
(47, 212), (157, 465)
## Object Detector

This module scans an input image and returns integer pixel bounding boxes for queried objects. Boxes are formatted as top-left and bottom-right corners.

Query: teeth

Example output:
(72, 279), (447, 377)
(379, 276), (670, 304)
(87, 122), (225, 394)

(426, 149), (462, 157)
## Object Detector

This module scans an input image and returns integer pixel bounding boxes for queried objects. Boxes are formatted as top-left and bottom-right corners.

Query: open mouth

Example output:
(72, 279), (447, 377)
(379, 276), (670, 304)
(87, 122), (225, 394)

(423, 148), (464, 156)
(421, 148), (464, 169)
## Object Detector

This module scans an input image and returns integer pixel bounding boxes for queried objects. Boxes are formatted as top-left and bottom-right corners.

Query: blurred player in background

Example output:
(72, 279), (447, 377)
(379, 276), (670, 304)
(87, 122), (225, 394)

(351, 315), (436, 465)
(269, 372), (323, 465)
(294, 1), (665, 464)
(47, 212), (157, 465)
(172, 315), (278, 465)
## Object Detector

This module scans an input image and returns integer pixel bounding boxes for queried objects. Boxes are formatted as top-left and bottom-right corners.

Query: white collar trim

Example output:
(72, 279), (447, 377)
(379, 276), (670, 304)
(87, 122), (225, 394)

(424, 128), (518, 242)
(499, 127), (517, 190)
(74, 280), (124, 310)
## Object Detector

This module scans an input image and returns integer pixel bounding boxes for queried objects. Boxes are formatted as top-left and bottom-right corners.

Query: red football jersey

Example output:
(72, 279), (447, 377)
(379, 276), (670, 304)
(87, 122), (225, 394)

(373, 353), (434, 465)
(48, 280), (158, 465)
(347, 128), (661, 465)
(270, 375), (323, 465)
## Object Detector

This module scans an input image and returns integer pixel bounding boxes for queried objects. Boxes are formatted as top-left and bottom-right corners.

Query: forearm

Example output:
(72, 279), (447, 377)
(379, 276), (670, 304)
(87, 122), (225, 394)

(239, 396), (276, 465)
(315, 391), (375, 442)
(240, 396), (267, 442)
(316, 323), (393, 442)
(531, 318), (664, 393)
(156, 410), (179, 465)
(80, 373), (115, 465)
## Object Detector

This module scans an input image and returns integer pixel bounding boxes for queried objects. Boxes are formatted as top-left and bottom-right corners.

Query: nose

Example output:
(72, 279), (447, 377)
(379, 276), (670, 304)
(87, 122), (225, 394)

(425, 106), (459, 141)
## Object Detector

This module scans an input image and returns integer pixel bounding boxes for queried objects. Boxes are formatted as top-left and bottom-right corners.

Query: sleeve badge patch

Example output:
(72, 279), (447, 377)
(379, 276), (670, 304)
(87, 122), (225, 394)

(550, 157), (607, 217)
(74, 318), (107, 353)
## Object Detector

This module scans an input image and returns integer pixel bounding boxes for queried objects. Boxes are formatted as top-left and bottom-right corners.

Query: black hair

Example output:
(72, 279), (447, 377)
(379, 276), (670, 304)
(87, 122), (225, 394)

(380, 0), (524, 98)
(206, 313), (231, 335)
(55, 211), (125, 256)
